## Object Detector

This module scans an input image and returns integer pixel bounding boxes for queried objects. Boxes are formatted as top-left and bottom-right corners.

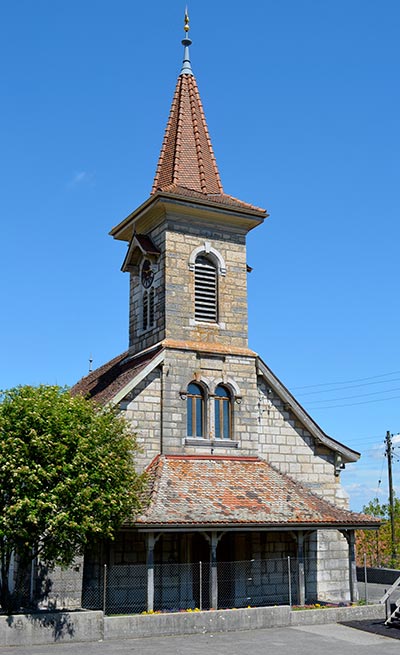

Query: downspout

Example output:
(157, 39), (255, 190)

(160, 363), (164, 454)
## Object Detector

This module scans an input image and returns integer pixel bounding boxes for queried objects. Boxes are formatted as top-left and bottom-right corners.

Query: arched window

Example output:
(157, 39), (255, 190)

(214, 385), (232, 439)
(187, 382), (204, 437)
(149, 288), (155, 326)
(142, 292), (148, 331)
(142, 289), (155, 332)
(194, 255), (218, 322)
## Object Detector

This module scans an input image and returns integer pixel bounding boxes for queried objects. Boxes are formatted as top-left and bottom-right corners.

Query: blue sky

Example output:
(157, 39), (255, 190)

(1, 1), (399, 511)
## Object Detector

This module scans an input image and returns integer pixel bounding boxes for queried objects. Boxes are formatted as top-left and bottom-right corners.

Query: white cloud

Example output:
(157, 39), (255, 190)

(68, 171), (95, 188)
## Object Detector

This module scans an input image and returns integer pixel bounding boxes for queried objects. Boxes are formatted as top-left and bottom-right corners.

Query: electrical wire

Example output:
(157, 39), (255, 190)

(296, 377), (400, 397)
(306, 393), (400, 410)
(375, 455), (385, 498)
(290, 369), (400, 391)
(303, 386), (400, 405)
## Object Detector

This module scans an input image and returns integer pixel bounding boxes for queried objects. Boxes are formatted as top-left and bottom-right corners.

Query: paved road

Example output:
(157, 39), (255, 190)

(0, 624), (399, 655)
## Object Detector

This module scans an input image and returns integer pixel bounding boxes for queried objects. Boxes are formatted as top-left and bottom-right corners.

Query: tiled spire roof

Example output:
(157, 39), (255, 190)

(151, 72), (223, 196)
(151, 14), (265, 215)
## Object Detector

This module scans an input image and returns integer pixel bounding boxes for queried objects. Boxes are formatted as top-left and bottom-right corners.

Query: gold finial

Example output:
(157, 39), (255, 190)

(184, 7), (190, 33)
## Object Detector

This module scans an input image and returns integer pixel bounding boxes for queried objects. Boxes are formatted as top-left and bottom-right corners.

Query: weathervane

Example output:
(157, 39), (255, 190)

(180, 7), (193, 76)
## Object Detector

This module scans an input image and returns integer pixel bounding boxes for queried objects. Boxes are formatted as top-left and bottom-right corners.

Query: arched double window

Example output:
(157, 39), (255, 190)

(186, 383), (204, 437)
(194, 254), (218, 323)
(214, 385), (232, 439)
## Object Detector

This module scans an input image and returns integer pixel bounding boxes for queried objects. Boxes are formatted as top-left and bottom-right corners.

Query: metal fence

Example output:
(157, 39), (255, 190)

(82, 557), (303, 615)
(356, 556), (400, 605)
(7, 556), (393, 615)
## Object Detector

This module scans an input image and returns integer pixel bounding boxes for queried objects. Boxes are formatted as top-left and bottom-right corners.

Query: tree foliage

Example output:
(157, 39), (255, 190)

(0, 385), (144, 612)
(356, 497), (400, 568)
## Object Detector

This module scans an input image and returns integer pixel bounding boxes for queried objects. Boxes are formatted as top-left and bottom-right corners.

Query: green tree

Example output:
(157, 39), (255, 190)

(0, 385), (144, 613)
(356, 497), (400, 568)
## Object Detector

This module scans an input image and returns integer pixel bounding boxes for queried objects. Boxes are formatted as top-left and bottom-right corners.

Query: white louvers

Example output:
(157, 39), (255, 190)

(194, 255), (218, 322)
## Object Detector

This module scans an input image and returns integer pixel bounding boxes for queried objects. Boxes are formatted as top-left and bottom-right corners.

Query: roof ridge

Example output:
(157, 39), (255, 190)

(187, 75), (223, 194)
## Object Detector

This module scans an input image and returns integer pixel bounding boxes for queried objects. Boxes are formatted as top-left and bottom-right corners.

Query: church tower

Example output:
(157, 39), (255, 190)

(110, 13), (266, 357)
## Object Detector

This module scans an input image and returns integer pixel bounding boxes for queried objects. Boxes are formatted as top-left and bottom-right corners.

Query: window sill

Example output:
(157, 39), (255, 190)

(184, 438), (239, 449)
(136, 325), (155, 336)
(188, 319), (226, 330)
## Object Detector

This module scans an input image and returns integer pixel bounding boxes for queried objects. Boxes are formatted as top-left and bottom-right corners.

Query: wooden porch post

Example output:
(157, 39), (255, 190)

(146, 532), (155, 612)
(211, 531), (218, 609)
(348, 530), (358, 602)
(297, 530), (305, 606)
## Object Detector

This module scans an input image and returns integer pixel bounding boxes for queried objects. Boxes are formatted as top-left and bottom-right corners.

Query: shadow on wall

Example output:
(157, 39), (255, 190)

(5, 611), (75, 641)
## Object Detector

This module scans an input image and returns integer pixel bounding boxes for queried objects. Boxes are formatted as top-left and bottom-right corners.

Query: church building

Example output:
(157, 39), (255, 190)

(72, 14), (378, 612)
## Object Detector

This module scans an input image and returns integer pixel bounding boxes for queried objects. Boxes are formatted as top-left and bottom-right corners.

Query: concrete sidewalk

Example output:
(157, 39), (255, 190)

(0, 623), (399, 655)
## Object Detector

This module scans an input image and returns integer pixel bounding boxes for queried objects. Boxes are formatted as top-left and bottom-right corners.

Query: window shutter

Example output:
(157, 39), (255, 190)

(142, 292), (148, 330)
(194, 256), (217, 322)
(149, 289), (155, 326)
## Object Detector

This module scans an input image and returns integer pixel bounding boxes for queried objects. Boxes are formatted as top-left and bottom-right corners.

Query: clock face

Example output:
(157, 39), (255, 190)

(141, 260), (154, 288)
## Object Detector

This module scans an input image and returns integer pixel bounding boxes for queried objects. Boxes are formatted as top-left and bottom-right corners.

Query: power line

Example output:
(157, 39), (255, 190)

(290, 370), (400, 391)
(306, 393), (400, 410)
(351, 437), (387, 446)
(296, 377), (400, 397)
(303, 386), (400, 405)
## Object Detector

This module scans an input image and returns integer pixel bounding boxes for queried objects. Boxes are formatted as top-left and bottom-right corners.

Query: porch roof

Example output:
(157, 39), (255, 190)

(135, 455), (380, 531)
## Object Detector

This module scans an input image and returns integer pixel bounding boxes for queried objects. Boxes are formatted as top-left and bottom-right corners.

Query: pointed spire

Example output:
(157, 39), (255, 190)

(180, 8), (193, 76)
(152, 10), (223, 196)
(150, 12), (266, 216)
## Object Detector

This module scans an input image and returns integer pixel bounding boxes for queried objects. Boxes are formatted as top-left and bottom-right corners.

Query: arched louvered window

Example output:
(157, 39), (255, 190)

(214, 385), (232, 439)
(142, 292), (148, 331)
(194, 255), (218, 322)
(142, 290), (155, 331)
(187, 382), (204, 437)
(149, 289), (155, 326)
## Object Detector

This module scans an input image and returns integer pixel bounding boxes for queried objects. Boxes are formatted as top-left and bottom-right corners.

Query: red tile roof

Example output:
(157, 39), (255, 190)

(158, 184), (266, 214)
(151, 74), (266, 217)
(135, 455), (380, 529)
(71, 347), (162, 404)
(152, 74), (222, 196)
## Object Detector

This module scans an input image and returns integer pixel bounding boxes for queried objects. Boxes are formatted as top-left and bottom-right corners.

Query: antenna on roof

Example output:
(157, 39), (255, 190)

(88, 354), (93, 373)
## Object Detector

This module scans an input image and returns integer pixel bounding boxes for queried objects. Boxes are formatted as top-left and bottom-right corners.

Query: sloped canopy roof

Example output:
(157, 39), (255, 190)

(71, 346), (163, 405)
(135, 455), (379, 530)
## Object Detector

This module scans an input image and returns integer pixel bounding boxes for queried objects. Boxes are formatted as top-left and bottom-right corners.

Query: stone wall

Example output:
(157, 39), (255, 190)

(309, 531), (351, 602)
(257, 377), (346, 506)
(128, 220), (166, 354)
(164, 218), (249, 349)
(120, 368), (161, 472)
(127, 207), (251, 355)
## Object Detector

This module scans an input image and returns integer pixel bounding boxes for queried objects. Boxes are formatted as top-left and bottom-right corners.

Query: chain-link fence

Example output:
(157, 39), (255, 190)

(357, 556), (400, 605)
(82, 557), (304, 614)
(5, 556), (388, 615)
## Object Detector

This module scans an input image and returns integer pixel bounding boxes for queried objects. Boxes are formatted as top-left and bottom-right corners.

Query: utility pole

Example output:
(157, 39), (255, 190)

(385, 430), (396, 565)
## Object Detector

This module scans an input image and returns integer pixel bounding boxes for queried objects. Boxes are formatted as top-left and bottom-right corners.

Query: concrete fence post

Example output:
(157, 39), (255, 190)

(363, 553), (368, 603)
(287, 556), (292, 607)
